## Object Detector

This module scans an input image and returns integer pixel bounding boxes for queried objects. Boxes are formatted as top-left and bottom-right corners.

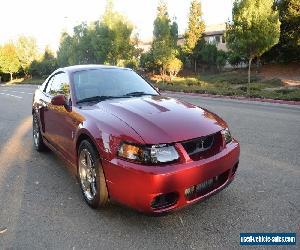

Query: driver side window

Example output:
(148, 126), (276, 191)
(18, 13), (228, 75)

(46, 73), (70, 99)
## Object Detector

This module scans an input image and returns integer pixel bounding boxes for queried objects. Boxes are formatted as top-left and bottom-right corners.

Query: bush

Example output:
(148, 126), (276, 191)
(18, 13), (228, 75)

(124, 57), (140, 70)
(216, 50), (227, 71)
(227, 51), (244, 68)
(166, 57), (183, 80)
(195, 42), (227, 71)
(29, 59), (57, 78)
(140, 50), (156, 72)
(198, 43), (217, 69)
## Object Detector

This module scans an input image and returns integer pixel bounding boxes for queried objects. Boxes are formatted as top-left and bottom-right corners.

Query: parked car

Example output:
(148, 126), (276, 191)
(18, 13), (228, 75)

(32, 65), (240, 213)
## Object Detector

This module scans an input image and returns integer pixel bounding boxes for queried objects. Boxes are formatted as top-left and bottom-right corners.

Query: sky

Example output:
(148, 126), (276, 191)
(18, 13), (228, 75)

(0, 0), (233, 52)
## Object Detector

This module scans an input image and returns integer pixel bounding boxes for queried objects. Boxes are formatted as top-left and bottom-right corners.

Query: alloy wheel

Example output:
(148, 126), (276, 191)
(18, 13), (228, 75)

(79, 149), (97, 200)
(33, 116), (40, 147)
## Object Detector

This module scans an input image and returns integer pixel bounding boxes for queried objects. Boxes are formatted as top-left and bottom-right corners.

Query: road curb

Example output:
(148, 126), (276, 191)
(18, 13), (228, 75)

(162, 91), (300, 106)
(0, 83), (40, 87)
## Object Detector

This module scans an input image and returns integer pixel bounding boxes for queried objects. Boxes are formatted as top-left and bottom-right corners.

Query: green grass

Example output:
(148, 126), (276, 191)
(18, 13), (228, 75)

(252, 89), (300, 101)
(21, 78), (44, 85)
(152, 71), (300, 101)
(2, 77), (45, 85)
(200, 71), (261, 85)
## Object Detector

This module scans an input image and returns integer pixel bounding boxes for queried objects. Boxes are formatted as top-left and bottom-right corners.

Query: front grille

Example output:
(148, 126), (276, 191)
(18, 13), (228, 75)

(185, 170), (229, 201)
(182, 132), (223, 161)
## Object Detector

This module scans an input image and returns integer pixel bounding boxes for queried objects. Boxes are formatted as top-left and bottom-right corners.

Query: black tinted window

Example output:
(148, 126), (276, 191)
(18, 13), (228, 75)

(73, 69), (157, 101)
(222, 35), (225, 43)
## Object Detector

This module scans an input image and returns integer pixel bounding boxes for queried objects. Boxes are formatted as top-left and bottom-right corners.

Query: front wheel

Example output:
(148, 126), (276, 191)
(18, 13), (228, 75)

(78, 140), (108, 208)
(32, 114), (46, 152)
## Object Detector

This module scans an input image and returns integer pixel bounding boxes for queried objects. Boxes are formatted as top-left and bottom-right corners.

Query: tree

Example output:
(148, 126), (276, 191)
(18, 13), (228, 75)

(226, 0), (280, 96)
(152, 0), (180, 77)
(101, 1), (138, 66)
(170, 18), (179, 47)
(16, 36), (38, 77)
(0, 42), (20, 81)
(57, 32), (75, 66)
(152, 0), (173, 75)
(56, 0), (138, 67)
(263, 0), (300, 62)
(72, 23), (96, 64)
(278, 0), (300, 60)
(184, 0), (205, 72)
(29, 47), (57, 77)
(92, 21), (115, 64)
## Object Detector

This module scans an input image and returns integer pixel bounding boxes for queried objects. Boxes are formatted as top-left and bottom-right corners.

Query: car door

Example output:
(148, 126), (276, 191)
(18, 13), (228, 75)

(43, 73), (75, 159)
(42, 73), (60, 145)
(39, 74), (56, 141)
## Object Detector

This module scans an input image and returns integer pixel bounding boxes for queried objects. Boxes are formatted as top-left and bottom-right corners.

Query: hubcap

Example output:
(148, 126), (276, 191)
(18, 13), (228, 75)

(33, 116), (40, 147)
(79, 149), (97, 200)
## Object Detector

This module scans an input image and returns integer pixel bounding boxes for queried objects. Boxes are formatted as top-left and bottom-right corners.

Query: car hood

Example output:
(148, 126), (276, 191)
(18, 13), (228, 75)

(97, 95), (227, 144)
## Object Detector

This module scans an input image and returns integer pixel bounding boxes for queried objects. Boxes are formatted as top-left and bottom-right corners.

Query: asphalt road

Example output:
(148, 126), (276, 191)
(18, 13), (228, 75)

(0, 84), (299, 250)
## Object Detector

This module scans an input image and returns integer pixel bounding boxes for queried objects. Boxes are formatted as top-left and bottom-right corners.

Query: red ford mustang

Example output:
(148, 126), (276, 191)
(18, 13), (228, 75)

(32, 65), (240, 213)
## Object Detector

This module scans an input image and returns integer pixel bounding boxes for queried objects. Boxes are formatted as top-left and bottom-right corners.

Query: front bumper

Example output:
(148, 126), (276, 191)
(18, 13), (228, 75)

(103, 140), (240, 213)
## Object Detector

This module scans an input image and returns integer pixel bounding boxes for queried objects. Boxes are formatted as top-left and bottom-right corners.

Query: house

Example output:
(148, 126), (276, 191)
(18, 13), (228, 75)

(138, 23), (228, 52)
(137, 38), (152, 53)
(177, 23), (227, 51)
(203, 23), (227, 51)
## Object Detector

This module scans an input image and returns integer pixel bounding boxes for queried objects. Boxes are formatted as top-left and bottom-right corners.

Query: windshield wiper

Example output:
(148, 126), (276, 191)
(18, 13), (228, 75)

(124, 91), (157, 97)
(77, 92), (157, 104)
(76, 95), (127, 104)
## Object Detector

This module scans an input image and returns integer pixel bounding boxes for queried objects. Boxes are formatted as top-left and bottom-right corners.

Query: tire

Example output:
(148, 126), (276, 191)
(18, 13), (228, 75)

(32, 113), (46, 152)
(78, 140), (108, 208)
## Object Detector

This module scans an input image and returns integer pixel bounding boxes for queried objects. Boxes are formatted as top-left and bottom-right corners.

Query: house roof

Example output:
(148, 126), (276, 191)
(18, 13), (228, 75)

(203, 23), (226, 36)
(204, 30), (225, 36)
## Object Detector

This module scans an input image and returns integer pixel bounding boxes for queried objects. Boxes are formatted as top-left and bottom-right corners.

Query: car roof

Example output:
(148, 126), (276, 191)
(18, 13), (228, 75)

(59, 64), (132, 74)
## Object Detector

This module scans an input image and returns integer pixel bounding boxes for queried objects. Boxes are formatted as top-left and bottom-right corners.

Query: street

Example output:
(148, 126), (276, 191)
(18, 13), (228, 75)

(0, 84), (299, 249)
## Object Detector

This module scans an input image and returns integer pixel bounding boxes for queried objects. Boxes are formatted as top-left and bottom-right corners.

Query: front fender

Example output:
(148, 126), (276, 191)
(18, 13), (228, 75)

(75, 110), (144, 162)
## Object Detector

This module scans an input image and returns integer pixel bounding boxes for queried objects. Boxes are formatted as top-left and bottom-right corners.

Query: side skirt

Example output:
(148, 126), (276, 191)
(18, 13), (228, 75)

(43, 136), (78, 177)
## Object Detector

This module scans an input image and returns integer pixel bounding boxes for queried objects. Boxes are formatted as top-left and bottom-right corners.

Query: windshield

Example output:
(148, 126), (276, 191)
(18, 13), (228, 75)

(73, 68), (158, 102)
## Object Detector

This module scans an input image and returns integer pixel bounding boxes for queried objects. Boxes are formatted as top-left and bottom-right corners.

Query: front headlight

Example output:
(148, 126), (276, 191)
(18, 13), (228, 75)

(221, 128), (233, 144)
(118, 142), (179, 164)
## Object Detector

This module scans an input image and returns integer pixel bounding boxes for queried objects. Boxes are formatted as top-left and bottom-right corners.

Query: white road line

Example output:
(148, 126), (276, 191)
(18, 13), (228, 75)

(0, 89), (32, 95)
(0, 92), (22, 99)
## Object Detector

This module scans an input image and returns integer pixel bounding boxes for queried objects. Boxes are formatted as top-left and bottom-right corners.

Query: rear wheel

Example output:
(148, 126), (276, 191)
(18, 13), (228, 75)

(32, 114), (46, 152)
(78, 140), (108, 208)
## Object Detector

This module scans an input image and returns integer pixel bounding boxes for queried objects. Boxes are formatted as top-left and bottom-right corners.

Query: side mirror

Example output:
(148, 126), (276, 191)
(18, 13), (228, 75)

(51, 95), (66, 106)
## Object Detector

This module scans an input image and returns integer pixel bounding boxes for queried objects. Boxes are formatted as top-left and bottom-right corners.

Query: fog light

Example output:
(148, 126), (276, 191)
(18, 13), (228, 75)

(151, 192), (178, 210)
